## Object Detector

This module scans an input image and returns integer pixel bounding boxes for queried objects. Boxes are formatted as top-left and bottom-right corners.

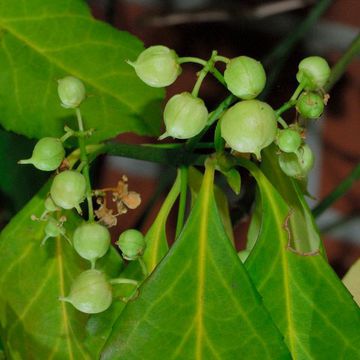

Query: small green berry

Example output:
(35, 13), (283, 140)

(297, 92), (324, 119)
(128, 45), (181, 88)
(296, 56), (330, 90)
(278, 143), (314, 178)
(224, 56), (266, 99)
(159, 92), (208, 140)
(60, 269), (112, 314)
(18, 137), (65, 171)
(277, 129), (302, 153)
(220, 100), (277, 159)
(57, 76), (86, 108)
(73, 222), (111, 267)
(50, 170), (86, 212)
(44, 197), (59, 213)
(116, 229), (146, 261)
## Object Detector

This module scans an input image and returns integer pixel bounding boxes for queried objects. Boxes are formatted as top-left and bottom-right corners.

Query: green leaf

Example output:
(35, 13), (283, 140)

(142, 170), (181, 273)
(238, 158), (360, 359)
(0, 183), (122, 359)
(188, 166), (234, 244)
(0, 0), (164, 143)
(101, 159), (291, 360)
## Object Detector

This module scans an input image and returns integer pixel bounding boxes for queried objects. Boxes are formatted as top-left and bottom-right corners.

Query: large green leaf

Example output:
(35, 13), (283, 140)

(101, 159), (290, 359)
(239, 158), (360, 359)
(0, 0), (163, 143)
(0, 183), (122, 359)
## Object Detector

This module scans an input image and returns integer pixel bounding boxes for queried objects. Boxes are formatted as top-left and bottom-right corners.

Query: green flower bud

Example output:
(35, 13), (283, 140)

(116, 229), (146, 261)
(224, 56), (266, 99)
(220, 100), (277, 159)
(18, 137), (65, 171)
(73, 222), (111, 267)
(159, 92), (208, 140)
(57, 76), (86, 108)
(60, 269), (112, 314)
(297, 92), (324, 119)
(42, 217), (66, 246)
(277, 129), (302, 153)
(128, 45), (181, 88)
(296, 56), (330, 90)
(278, 143), (314, 178)
(50, 170), (86, 212)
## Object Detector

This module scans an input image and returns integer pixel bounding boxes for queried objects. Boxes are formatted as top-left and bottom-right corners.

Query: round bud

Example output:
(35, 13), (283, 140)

(159, 92), (208, 140)
(128, 45), (181, 88)
(277, 129), (302, 153)
(60, 270), (112, 314)
(73, 222), (111, 266)
(296, 56), (330, 90)
(18, 137), (65, 171)
(57, 76), (86, 108)
(50, 170), (86, 211)
(116, 229), (146, 261)
(297, 92), (324, 119)
(42, 217), (65, 246)
(278, 143), (314, 178)
(224, 56), (266, 99)
(220, 100), (277, 159)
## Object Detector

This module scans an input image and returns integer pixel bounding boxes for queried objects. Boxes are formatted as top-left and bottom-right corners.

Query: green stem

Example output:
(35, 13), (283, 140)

(312, 163), (360, 218)
(175, 166), (188, 239)
(75, 108), (94, 221)
(214, 55), (230, 64)
(325, 33), (360, 92)
(277, 116), (289, 129)
(138, 256), (148, 277)
(178, 57), (207, 66)
(290, 82), (305, 101)
(192, 69), (209, 97)
(109, 278), (139, 286)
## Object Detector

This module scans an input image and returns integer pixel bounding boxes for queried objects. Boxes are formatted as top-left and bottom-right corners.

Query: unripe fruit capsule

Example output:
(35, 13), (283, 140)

(297, 92), (324, 119)
(220, 100), (277, 159)
(128, 45), (181, 88)
(57, 76), (86, 108)
(73, 222), (111, 267)
(60, 269), (112, 314)
(18, 137), (65, 171)
(278, 143), (314, 178)
(296, 56), (330, 90)
(277, 129), (302, 153)
(159, 92), (208, 140)
(116, 229), (146, 261)
(50, 170), (86, 212)
(224, 56), (266, 99)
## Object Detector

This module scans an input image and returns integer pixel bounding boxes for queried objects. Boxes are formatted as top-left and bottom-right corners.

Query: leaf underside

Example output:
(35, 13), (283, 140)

(0, 0), (164, 143)
(101, 161), (290, 360)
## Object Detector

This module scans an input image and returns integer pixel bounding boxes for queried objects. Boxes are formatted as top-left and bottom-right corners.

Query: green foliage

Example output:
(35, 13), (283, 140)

(0, 0), (164, 142)
(101, 161), (291, 359)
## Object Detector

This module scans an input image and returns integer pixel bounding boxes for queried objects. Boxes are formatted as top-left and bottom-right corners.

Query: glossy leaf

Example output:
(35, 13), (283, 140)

(238, 158), (360, 359)
(188, 166), (234, 243)
(0, 0), (163, 143)
(0, 183), (122, 359)
(101, 159), (291, 360)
